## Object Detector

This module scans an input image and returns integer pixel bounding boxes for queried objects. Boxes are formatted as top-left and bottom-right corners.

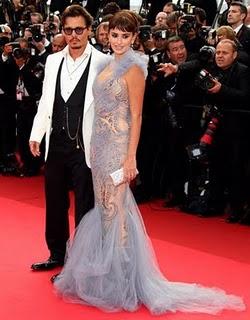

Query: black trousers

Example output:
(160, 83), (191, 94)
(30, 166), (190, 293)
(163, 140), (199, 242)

(44, 144), (94, 261)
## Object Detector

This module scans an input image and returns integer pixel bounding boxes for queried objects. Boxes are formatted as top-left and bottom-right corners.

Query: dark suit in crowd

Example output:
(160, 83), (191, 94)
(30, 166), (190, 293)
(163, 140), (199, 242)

(16, 58), (44, 175)
(0, 54), (18, 171)
(207, 61), (250, 218)
(236, 24), (250, 56)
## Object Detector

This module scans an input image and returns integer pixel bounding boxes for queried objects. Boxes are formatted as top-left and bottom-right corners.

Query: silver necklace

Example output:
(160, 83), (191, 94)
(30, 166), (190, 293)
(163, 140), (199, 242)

(65, 54), (88, 79)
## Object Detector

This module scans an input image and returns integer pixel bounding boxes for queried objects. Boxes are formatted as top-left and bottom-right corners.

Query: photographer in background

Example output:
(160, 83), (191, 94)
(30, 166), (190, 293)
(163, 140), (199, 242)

(28, 24), (52, 63)
(178, 11), (206, 55)
(0, 35), (19, 175)
(157, 36), (190, 207)
(51, 33), (66, 53)
(43, 13), (61, 41)
(13, 39), (44, 176)
(155, 11), (168, 26)
(157, 36), (205, 207)
(205, 39), (250, 222)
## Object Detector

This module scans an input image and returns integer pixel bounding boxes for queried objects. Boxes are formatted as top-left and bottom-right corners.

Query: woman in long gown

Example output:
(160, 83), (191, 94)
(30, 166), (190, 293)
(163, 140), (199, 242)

(54, 10), (245, 315)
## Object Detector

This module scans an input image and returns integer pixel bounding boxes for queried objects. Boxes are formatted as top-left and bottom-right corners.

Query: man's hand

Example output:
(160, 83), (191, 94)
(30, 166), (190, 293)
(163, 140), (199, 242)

(157, 63), (178, 76)
(29, 141), (41, 157)
(208, 79), (222, 94)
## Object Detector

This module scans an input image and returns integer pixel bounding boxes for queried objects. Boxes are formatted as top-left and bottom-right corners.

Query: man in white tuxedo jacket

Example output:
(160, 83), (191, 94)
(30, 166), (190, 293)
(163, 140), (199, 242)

(29, 5), (111, 271)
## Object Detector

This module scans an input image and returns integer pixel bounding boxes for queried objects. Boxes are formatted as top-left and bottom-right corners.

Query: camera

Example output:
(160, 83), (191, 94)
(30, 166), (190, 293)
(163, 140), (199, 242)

(148, 51), (163, 74)
(195, 69), (215, 91)
(186, 105), (221, 161)
(152, 29), (169, 40)
(179, 14), (197, 34)
(138, 25), (151, 42)
(44, 13), (57, 32)
(198, 26), (216, 41)
(198, 45), (215, 64)
(30, 24), (45, 42)
(9, 42), (29, 59)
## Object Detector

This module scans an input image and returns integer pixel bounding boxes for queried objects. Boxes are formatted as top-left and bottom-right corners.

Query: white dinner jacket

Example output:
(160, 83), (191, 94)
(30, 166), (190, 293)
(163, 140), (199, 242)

(30, 44), (111, 168)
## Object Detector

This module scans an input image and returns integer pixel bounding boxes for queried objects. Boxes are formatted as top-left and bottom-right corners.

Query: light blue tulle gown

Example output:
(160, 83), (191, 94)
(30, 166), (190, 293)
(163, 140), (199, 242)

(54, 49), (245, 315)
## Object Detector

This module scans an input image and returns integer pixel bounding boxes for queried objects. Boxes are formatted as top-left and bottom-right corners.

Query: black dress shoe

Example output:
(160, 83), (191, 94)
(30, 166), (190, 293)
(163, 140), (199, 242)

(50, 273), (60, 283)
(31, 258), (64, 271)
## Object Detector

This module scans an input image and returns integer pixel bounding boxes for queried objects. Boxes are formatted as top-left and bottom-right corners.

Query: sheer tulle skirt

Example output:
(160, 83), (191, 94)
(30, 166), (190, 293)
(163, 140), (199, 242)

(54, 187), (245, 315)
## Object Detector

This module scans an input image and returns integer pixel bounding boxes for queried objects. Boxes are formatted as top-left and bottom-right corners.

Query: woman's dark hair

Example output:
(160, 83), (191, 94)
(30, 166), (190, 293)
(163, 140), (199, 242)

(61, 5), (93, 28)
(109, 10), (139, 34)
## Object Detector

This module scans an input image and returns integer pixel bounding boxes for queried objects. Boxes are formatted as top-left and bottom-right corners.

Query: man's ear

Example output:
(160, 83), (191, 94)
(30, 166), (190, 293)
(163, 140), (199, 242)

(233, 50), (237, 61)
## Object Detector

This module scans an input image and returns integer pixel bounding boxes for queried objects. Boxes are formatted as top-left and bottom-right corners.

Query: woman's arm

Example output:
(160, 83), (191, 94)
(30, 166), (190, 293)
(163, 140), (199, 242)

(123, 64), (145, 182)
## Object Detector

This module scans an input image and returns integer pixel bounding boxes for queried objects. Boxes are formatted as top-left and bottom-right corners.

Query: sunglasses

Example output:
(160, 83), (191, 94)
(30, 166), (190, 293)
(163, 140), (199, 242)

(63, 26), (87, 35)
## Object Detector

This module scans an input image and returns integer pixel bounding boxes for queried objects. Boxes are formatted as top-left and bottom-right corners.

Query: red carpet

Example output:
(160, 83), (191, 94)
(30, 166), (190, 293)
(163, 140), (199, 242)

(0, 176), (249, 320)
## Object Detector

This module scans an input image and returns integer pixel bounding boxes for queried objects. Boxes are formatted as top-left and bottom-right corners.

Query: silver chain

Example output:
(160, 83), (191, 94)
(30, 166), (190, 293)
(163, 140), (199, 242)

(65, 107), (84, 151)
(65, 54), (88, 78)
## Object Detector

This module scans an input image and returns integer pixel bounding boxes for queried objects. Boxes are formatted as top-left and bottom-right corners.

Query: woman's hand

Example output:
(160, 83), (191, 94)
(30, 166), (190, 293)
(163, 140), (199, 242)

(123, 155), (138, 183)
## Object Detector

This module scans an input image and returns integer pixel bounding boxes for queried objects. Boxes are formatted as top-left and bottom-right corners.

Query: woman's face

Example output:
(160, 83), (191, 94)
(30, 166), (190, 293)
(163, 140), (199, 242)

(108, 27), (136, 56)
(217, 33), (227, 42)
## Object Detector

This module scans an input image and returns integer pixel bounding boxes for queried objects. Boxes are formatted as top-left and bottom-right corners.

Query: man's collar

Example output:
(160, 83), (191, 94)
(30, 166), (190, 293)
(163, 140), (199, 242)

(233, 23), (244, 34)
(62, 42), (92, 59)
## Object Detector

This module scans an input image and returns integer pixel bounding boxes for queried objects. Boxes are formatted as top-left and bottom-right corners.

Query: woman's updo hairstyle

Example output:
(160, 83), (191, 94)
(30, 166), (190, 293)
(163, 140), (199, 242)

(108, 10), (139, 34)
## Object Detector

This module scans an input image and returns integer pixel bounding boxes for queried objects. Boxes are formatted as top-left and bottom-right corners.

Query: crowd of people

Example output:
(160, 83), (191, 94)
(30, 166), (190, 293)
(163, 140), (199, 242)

(0, 0), (247, 315)
(1, 1), (250, 226)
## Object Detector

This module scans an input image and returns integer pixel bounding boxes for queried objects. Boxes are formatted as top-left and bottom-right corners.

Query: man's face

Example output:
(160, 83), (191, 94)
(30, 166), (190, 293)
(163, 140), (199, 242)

(31, 15), (41, 24)
(154, 37), (168, 51)
(62, 16), (91, 51)
(215, 42), (237, 70)
(97, 25), (109, 47)
(163, 4), (174, 16)
(3, 43), (12, 55)
(0, 25), (12, 40)
(167, 40), (187, 65)
(52, 35), (66, 53)
(155, 12), (167, 26)
(24, 29), (32, 40)
(227, 5), (245, 27)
